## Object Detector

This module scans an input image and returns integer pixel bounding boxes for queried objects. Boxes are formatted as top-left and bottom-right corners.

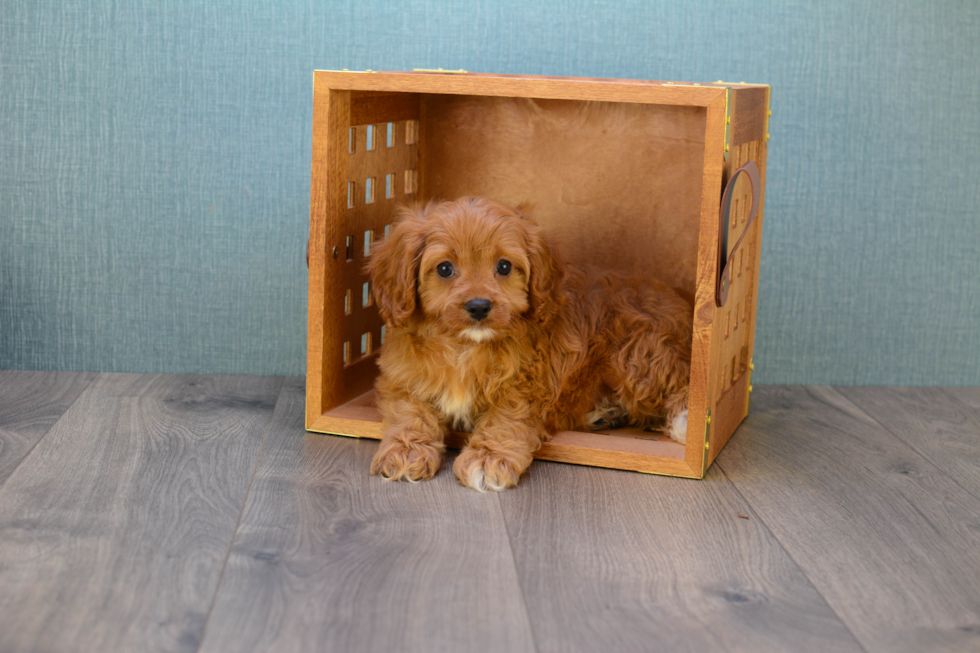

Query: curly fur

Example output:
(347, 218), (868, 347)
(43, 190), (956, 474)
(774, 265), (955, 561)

(368, 197), (692, 491)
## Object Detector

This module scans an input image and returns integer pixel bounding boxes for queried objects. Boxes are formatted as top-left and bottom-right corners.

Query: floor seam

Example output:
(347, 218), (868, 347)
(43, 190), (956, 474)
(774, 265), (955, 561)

(714, 459), (872, 653)
(828, 386), (980, 504)
(0, 371), (101, 496)
(496, 489), (542, 653)
(196, 374), (286, 653)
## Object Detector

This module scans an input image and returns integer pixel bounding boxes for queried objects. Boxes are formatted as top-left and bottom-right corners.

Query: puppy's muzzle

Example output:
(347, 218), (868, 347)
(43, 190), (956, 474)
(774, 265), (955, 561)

(464, 298), (492, 322)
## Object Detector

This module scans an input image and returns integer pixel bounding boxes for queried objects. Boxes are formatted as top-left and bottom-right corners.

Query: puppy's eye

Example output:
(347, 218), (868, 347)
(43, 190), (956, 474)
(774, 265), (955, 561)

(436, 261), (455, 278)
(496, 260), (512, 276)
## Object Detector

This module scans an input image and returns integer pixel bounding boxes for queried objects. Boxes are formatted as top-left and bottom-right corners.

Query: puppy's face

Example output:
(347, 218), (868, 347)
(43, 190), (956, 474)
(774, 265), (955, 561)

(369, 197), (562, 341)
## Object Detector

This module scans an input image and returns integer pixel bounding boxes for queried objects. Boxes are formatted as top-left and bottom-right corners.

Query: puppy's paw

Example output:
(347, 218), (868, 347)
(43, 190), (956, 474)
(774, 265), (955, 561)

(585, 398), (630, 431)
(668, 408), (688, 445)
(453, 444), (531, 492)
(370, 435), (444, 482)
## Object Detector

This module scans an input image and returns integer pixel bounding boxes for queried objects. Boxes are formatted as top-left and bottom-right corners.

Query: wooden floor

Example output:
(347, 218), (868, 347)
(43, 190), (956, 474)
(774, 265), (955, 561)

(0, 371), (978, 653)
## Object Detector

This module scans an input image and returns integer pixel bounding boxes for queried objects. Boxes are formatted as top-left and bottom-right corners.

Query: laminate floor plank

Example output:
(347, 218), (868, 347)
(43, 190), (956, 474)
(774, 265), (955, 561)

(944, 386), (980, 412)
(497, 456), (863, 652)
(0, 373), (281, 653)
(0, 370), (97, 488)
(843, 386), (980, 501)
(199, 378), (536, 653)
(717, 385), (980, 653)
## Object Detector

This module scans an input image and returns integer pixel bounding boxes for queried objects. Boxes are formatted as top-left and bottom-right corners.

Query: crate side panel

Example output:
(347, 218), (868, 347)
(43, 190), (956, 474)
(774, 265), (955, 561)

(706, 136), (768, 464)
(307, 84), (351, 424)
(315, 91), (421, 411)
(689, 93), (729, 474)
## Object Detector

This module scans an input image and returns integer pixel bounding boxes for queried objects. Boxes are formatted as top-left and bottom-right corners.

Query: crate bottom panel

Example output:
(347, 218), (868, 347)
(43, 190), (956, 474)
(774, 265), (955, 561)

(307, 390), (700, 478)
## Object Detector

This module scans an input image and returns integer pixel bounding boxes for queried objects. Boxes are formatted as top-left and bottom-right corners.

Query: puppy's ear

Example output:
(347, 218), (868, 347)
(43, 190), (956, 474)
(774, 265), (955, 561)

(368, 205), (428, 327)
(523, 220), (566, 325)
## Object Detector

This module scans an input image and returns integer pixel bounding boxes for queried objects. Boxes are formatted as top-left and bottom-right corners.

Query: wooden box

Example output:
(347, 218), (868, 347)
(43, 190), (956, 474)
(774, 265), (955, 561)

(306, 70), (770, 479)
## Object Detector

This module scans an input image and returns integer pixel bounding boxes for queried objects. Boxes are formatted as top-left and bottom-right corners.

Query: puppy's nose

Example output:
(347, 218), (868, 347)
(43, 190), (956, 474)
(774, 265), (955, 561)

(465, 298), (492, 322)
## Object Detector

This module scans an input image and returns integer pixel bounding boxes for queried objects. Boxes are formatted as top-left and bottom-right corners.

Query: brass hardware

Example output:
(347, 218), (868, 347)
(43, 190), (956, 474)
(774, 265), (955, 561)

(323, 69), (378, 74)
(746, 359), (754, 415)
(412, 68), (469, 74)
(724, 87), (732, 161)
(701, 409), (712, 477)
(332, 247), (339, 259)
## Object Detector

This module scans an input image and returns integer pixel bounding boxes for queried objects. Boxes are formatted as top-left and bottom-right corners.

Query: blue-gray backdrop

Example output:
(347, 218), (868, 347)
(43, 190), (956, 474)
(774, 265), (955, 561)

(1, 0), (978, 385)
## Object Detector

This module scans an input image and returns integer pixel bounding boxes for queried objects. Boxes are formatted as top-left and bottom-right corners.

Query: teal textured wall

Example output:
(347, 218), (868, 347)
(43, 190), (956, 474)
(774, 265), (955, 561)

(1, 0), (978, 384)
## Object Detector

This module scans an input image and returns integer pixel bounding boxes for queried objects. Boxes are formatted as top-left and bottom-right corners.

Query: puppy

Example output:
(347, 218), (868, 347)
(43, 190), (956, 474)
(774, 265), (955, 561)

(368, 197), (692, 491)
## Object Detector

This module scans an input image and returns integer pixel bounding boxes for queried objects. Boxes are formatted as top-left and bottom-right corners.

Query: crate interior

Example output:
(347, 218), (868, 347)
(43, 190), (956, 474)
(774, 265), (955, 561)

(322, 91), (718, 463)
(315, 84), (764, 476)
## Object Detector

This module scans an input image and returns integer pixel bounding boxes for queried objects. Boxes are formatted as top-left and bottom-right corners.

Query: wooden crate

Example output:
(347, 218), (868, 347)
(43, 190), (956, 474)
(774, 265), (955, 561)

(306, 70), (770, 479)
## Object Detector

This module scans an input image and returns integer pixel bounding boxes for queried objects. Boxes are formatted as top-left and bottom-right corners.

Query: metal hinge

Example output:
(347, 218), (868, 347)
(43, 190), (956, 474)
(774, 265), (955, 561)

(701, 408), (712, 478)
(724, 87), (732, 161)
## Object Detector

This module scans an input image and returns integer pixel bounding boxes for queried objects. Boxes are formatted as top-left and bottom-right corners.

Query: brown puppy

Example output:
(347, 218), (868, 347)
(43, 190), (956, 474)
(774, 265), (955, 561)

(368, 197), (692, 491)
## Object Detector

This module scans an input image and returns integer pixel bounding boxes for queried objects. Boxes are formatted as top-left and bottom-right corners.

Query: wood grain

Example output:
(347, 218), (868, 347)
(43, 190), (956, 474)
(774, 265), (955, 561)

(0, 370), (96, 488)
(200, 377), (536, 653)
(0, 373), (280, 653)
(688, 90), (729, 473)
(944, 386), (980, 412)
(717, 386), (980, 653)
(844, 386), (980, 501)
(318, 70), (730, 107)
(730, 86), (769, 146)
(498, 458), (863, 653)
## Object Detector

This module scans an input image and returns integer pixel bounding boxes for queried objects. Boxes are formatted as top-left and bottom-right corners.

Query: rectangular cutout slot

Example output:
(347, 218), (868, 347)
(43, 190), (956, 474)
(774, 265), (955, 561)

(345, 235), (353, 262)
(363, 230), (373, 257)
(366, 124), (375, 151)
(404, 169), (417, 195)
(344, 288), (352, 315)
(347, 181), (355, 209)
(362, 281), (371, 307)
(360, 332), (371, 356)
(405, 119), (418, 145)
(386, 122), (394, 148)
(348, 127), (355, 154)
(365, 177), (375, 204)
(385, 173), (394, 199)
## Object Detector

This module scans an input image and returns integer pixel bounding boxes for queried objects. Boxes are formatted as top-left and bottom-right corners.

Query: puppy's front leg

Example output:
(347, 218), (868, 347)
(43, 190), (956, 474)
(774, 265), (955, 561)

(454, 411), (543, 492)
(371, 395), (445, 482)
